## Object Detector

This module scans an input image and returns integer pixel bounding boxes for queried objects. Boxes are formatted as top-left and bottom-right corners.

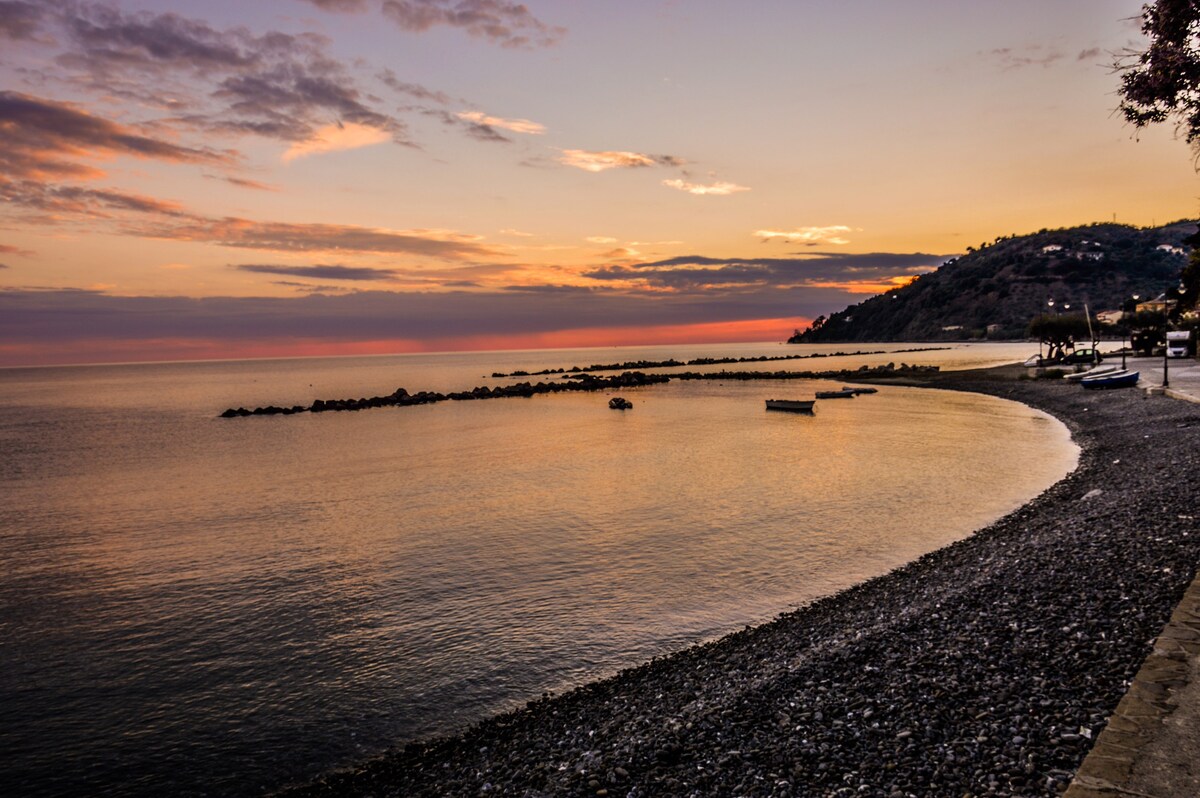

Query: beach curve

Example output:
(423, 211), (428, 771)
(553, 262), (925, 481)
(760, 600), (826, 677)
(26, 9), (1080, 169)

(279, 365), (1200, 798)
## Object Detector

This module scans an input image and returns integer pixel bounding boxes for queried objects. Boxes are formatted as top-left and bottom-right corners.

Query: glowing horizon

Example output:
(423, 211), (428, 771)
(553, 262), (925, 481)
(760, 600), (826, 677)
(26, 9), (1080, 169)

(1, 0), (1197, 366)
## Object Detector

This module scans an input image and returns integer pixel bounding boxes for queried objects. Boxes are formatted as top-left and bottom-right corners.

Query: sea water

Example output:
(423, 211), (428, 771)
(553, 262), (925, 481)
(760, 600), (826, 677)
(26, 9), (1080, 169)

(0, 342), (1077, 796)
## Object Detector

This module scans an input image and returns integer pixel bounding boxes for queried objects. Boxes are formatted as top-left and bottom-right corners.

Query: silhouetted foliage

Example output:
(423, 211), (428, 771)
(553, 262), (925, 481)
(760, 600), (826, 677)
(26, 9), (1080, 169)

(1028, 314), (1092, 361)
(1117, 1), (1200, 145)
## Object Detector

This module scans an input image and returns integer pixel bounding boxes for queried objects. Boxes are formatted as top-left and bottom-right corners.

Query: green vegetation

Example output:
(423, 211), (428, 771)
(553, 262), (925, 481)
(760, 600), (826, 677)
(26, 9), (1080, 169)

(790, 221), (1196, 343)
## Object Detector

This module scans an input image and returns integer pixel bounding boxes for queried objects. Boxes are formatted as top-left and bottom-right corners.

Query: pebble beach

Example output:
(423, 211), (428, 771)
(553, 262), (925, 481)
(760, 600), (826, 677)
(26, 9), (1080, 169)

(282, 366), (1200, 798)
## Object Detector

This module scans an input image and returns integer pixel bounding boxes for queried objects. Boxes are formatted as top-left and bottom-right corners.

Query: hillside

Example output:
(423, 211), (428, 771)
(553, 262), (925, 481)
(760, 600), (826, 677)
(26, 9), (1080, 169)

(790, 221), (1196, 343)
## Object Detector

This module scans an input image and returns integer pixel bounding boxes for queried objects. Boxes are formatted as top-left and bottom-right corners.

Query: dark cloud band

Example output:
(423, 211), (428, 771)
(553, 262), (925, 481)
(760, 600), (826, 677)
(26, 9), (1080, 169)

(234, 263), (399, 281)
(0, 285), (843, 349)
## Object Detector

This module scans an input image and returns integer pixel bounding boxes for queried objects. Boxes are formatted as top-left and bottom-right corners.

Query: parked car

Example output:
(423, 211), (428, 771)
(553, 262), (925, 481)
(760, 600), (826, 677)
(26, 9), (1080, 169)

(1063, 348), (1103, 365)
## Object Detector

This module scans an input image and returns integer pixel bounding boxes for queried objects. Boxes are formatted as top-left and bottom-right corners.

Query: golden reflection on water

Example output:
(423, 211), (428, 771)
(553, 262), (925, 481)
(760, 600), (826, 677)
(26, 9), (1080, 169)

(0, 342), (1076, 797)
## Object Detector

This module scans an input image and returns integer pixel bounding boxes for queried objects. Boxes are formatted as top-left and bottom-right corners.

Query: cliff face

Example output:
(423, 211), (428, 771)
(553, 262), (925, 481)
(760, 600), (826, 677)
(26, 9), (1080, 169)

(790, 221), (1196, 343)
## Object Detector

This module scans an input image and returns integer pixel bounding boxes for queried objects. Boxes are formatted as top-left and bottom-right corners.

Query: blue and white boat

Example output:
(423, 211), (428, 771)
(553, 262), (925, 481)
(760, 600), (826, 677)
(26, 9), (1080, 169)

(1080, 370), (1139, 390)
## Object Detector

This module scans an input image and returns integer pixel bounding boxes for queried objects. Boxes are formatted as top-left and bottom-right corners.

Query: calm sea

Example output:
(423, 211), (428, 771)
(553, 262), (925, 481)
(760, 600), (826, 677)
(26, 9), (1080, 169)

(0, 342), (1077, 796)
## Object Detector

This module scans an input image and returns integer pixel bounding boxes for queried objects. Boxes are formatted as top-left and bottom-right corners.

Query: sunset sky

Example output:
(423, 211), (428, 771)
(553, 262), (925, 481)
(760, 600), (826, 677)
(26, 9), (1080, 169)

(1, 0), (1198, 366)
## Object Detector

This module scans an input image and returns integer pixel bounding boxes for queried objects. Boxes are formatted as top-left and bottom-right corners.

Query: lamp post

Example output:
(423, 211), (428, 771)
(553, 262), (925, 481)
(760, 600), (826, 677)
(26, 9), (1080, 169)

(1162, 281), (1186, 389)
(1164, 339), (1170, 388)
(1123, 294), (1139, 369)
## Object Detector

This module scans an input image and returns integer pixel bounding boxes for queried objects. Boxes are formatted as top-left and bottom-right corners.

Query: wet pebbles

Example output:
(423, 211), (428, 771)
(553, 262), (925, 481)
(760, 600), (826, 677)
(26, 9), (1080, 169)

(281, 369), (1200, 797)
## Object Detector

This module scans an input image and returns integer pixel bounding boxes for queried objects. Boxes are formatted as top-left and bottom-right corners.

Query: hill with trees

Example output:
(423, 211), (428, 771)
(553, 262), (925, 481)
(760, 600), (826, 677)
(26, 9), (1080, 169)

(789, 221), (1196, 343)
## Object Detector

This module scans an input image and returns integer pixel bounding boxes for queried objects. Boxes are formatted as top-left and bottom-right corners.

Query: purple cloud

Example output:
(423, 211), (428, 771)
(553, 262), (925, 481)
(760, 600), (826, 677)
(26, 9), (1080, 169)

(378, 69), (455, 104)
(0, 284), (845, 351)
(381, 0), (565, 49)
(1, 181), (187, 217)
(298, 0), (370, 11)
(0, 91), (233, 181)
(0, 1), (45, 40)
(989, 45), (1065, 70)
(24, 3), (411, 147)
(132, 217), (503, 260)
(235, 263), (399, 281)
(584, 253), (948, 290)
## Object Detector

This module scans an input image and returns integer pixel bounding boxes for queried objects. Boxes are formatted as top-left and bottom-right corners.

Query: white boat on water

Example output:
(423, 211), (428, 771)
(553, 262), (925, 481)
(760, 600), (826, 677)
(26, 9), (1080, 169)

(766, 399), (815, 413)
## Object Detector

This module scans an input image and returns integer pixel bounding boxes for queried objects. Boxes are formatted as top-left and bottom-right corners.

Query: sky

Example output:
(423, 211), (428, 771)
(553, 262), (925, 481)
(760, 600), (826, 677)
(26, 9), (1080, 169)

(1, 0), (1198, 366)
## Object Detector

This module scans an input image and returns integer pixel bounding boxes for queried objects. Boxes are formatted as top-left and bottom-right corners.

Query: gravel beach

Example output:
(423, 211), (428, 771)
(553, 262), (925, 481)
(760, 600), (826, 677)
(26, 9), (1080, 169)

(281, 366), (1200, 798)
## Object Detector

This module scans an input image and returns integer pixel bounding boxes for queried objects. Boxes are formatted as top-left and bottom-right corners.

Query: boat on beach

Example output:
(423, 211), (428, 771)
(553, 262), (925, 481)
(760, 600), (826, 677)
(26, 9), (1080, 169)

(1080, 370), (1139, 390)
(1064, 364), (1119, 382)
(765, 399), (816, 413)
(816, 388), (857, 399)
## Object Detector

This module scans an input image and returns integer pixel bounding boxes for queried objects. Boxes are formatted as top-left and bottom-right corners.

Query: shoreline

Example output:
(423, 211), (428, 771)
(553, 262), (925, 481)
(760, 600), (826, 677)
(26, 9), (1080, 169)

(282, 366), (1200, 797)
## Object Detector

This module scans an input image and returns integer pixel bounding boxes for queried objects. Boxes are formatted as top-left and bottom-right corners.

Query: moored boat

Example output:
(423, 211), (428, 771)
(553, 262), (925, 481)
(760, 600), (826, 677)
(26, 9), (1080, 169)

(1080, 370), (1139, 390)
(815, 388), (857, 399)
(1024, 354), (1054, 368)
(766, 399), (816, 413)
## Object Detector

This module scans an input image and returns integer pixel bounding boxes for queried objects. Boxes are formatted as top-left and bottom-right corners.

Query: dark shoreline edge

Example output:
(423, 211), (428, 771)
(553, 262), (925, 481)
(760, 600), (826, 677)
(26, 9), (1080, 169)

(280, 366), (1200, 798)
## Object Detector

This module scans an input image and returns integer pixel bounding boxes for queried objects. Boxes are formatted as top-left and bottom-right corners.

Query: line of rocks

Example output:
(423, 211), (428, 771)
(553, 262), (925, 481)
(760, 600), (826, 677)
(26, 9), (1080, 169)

(277, 367), (1200, 797)
(218, 371), (671, 418)
(669, 362), (939, 383)
(490, 349), (949, 378)
(218, 363), (938, 418)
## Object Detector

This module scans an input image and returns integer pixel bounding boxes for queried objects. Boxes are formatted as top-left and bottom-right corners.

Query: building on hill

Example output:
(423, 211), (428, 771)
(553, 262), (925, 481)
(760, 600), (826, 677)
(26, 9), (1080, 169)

(1137, 294), (1177, 314)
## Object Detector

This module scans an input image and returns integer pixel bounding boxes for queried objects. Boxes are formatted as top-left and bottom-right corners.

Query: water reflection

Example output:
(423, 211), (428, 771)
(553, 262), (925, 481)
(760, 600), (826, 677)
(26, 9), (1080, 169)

(0, 343), (1076, 796)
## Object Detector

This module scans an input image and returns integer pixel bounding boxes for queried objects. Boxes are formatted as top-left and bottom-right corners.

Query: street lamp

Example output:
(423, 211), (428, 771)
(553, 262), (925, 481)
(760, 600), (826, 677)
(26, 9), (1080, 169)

(1122, 294), (1140, 369)
(1162, 281), (1186, 389)
(1163, 333), (1170, 388)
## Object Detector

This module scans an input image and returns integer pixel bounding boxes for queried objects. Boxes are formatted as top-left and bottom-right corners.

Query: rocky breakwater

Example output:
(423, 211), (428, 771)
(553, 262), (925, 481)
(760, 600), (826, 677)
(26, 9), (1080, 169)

(671, 361), (939, 383)
(279, 367), (1200, 797)
(219, 363), (937, 418)
(218, 371), (670, 418)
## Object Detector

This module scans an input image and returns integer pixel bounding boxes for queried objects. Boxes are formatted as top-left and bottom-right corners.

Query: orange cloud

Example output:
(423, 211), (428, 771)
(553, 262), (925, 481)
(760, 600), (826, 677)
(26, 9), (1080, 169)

(559, 149), (678, 172)
(755, 226), (852, 245)
(456, 111), (545, 135)
(282, 122), (392, 161)
(662, 178), (750, 196)
(806, 275), (920, 294)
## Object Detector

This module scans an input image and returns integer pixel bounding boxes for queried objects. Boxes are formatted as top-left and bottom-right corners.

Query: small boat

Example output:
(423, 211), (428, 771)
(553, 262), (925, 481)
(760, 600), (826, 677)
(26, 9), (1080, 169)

(1080, 370), (1139, 390)
(608, 396), (633, 409)
(1064, 364), (1119, 382)
(766, 398), (815, 413)
(844, 386), (878, 394)
(816, 388), (857, 399)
